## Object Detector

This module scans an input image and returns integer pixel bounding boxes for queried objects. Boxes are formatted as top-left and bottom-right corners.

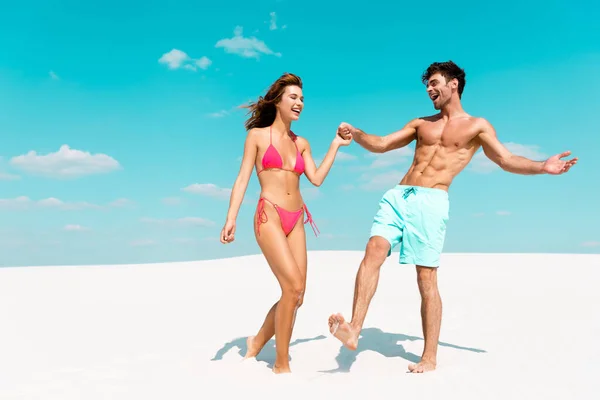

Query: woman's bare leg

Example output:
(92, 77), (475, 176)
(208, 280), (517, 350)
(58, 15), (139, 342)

(246, 203), (304, 373)
(246, 216), (306, 360)
(286, 216), (307, 328)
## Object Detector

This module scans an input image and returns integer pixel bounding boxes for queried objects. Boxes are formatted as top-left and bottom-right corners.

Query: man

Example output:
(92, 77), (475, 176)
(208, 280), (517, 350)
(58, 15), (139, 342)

(328, 61), (577, 373)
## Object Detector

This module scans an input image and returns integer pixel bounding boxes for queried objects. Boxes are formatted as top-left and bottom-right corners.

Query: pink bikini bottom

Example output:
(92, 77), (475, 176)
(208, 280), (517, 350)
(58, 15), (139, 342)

(256, 197), (319, 237)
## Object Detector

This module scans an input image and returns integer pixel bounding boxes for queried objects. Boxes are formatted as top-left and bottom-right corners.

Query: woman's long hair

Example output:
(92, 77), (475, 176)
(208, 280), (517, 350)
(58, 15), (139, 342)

(243, 73), (303, 131)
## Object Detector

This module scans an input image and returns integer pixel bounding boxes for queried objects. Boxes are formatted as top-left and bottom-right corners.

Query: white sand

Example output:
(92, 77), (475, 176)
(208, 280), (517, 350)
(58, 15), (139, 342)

(0, 251), (598, 399)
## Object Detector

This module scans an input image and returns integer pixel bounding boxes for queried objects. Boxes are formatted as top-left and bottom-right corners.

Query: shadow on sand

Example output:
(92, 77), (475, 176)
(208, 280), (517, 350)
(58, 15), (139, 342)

(211, 335), (327, 369)
(320, 327), (487, 373)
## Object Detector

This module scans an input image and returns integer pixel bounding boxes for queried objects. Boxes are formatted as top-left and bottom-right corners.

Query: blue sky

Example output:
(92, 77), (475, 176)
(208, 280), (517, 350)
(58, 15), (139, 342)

(0, 0), (598, 267)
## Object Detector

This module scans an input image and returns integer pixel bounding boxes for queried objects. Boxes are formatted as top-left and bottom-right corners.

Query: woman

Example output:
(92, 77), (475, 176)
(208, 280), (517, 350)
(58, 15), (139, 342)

(220, 72), (351, 374)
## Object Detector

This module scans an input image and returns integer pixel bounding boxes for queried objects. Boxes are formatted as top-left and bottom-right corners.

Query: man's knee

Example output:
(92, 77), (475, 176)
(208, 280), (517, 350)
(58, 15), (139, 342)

(416, 266), (439, 298)
(364, 236), (390, 266)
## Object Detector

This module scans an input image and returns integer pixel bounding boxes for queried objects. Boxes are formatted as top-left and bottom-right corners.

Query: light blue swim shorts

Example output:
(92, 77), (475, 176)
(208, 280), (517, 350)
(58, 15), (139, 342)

(370, 185), (450, 267)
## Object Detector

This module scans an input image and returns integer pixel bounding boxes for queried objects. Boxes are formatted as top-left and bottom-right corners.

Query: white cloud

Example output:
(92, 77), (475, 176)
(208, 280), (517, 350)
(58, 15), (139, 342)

(0, 196), (100, 210)
(470, 143), (547, 173)
(313, 150), (356, 165)
(182, 183), (231, 200)
(345, 148), (414, 191)
(337, 151), (358, 161)
(581, 241), (600, 247)
(195, 56), (212, 70)
(49, 71), (59, 80)
(64, 224), (90, 232)
(266, 12), (287, 30)
(215, 26), (281, 59)
(109, 198), (134, 208)
(140, 216), (215, 228)
(269, 12), (277, 30)
(358, 170), (403, 191)
(496, 210), (511, 216)
(0, 196), (123, 211)
(9, 145), (121, 179)
(170, 237), (218, 245)
(207, 103), (245, 118)
(171, 237), (197, 244)
(158, 49), (190, 69)
(162, 197), (182, 206)
(0, 196), (32, 210)
(0, 172), (20, 180)
(208, 110), (229, 118)
(158, 49), (212, 71)
(365, 147), (414, 169)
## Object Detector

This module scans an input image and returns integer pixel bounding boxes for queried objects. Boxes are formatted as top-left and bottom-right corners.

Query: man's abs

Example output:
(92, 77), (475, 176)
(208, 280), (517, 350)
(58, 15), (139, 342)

(397, 115), (482, 190)
(399, 144), (479, 191)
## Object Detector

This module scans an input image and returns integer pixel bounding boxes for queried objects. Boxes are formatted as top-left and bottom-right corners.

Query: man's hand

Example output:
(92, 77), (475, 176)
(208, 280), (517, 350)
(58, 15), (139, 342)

(542, 151), (578, 175)
(333, 131), (352, 147)
(337, 122), (355, 141)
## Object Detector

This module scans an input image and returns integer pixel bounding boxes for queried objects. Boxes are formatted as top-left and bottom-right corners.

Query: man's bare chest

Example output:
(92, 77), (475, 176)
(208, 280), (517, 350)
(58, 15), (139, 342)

(417, 122), (478, 149)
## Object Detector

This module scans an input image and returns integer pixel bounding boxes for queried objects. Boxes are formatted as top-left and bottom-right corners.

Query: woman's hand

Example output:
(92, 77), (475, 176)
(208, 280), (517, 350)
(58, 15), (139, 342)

(220, 219), (236, 244)
(334, 125), (353, 147)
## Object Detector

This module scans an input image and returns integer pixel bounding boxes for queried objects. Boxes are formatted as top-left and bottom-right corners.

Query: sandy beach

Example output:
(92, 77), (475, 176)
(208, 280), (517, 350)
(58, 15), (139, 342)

(1, 250), (598, 399)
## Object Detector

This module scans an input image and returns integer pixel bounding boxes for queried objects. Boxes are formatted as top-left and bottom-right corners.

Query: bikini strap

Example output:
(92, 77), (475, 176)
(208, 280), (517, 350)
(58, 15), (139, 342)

(290, 130), (301, 153)
(256, 198), (268, 235)
(303, 204), (320, 237)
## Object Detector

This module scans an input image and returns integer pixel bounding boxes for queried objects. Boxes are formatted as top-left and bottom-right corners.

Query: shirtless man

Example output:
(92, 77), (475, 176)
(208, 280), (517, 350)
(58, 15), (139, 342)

(328, 61), (577, 373)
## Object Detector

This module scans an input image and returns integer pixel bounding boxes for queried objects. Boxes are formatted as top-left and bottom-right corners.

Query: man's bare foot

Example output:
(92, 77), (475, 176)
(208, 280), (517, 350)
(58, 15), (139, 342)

(243, 336), (260, 359)
(408, 358), (436, 373)
(273, 365), (291, 374)
(328, 313), (358, 350)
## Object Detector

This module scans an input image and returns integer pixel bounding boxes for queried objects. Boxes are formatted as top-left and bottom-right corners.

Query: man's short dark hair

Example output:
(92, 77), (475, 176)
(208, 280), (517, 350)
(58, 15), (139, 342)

(421, 61), (466, 98)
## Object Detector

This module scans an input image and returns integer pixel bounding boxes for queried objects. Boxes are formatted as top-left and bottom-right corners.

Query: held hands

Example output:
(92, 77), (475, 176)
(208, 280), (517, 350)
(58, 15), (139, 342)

(335, 122), (354, 146)
(337, 122), (354, 141)
(220, 219), (236, 244)
(542, 151), (578, 175)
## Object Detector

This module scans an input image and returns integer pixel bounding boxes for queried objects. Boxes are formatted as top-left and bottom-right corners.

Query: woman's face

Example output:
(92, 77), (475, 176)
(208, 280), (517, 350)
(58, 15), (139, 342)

(276, 85), (304, 121)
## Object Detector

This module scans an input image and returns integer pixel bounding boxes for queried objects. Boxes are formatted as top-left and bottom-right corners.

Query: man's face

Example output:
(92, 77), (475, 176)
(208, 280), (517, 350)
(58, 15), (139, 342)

(426, 73), (454, 110)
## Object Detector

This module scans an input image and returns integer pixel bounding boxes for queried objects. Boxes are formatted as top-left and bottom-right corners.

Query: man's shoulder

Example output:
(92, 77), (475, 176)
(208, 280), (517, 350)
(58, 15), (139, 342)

(470, 116), (494, 131)
(405, 115), (434, 127)
(414, 114), (442, 124)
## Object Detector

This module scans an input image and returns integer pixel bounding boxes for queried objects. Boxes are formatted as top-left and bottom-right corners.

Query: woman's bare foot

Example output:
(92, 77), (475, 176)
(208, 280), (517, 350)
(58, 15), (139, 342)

(408, 358), (436, 373)
(328, 313), (358, 350)
(243, 336), (261, 359)
(272, 364), (291, 374)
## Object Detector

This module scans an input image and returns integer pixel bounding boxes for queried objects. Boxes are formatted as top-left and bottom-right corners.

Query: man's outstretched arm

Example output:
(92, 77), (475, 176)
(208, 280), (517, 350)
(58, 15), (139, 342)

(338, 119), (419, 153)
(477, 118), (577, 175)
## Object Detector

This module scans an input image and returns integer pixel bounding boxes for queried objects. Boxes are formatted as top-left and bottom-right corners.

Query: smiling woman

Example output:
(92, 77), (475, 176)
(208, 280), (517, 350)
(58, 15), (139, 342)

(218, 72), (352, 374)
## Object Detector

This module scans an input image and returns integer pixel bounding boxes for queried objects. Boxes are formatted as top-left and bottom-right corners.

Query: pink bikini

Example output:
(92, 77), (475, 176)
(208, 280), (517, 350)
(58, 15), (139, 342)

(256, 127), (319, 237)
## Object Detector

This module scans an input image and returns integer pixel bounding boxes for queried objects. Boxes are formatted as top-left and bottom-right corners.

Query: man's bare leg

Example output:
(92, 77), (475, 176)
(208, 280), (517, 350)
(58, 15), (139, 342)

(328, 236), (389, 350)
(408, 265), (442, 373)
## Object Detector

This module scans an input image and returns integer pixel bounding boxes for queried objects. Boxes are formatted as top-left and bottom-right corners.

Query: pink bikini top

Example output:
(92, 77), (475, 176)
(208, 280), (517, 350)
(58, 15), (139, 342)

(258, 126), (305, 175)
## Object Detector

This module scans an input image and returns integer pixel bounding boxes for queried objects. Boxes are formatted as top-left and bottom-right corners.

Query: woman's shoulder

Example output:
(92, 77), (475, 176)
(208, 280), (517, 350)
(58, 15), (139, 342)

(290, 130), (304, 141)
(246, 126), (269, 140)
(292, 132), (309, 145)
